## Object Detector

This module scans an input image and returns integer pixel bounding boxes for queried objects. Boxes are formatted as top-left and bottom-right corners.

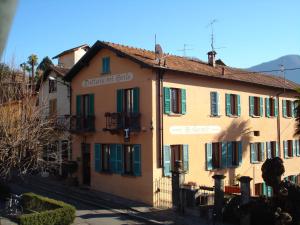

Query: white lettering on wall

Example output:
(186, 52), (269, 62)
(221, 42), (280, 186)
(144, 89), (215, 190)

(82, 72), (134, 87)
(169, 125), (221, 135)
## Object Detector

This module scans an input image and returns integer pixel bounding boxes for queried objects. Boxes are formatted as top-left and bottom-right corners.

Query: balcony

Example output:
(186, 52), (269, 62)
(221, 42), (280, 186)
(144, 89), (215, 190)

(103, 112), (141, 134)
(54, 115), (71, 131)
(70, 115), (95, 133)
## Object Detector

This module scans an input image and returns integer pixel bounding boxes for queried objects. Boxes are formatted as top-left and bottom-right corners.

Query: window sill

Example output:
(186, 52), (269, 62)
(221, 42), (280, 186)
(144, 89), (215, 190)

(97, 171), (113, 175)
(227, 115), (239, 118)
(210, 115), (222, 118)
(283, 116), (293, 119)
(251, 115), (261, 118)
(167, 113), (183, 117)
(251, 161), (262, 164)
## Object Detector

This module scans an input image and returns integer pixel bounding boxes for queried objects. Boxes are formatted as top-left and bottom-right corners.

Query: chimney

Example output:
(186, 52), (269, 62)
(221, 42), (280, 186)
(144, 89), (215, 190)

(207, 50), (217, 67)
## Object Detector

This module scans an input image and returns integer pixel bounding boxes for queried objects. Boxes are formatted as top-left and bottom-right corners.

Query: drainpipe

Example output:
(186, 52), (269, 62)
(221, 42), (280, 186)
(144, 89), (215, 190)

(156, 69), (164, 168)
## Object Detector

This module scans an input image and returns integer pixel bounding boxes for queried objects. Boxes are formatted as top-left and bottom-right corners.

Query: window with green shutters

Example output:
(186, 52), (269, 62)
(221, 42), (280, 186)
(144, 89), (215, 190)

(265, 97), (277, 117)
(210, 92), (220, 116)
(163, 144), (189, 176)
(249, 96), (263, 117)
(266, 141), (279, 159)
(225, 93), (240, 116)
(116, 88), (139, 113)
(163, 87), (186, 115)
(206, 141), (242, 170)
(102, 57), (110, 74)
(295, 140), (300, 156)
(282, 99), (295, 118)
(283, 140), (295, 158)
(94, 144), (101, 172)
(250, 142), (265, 163)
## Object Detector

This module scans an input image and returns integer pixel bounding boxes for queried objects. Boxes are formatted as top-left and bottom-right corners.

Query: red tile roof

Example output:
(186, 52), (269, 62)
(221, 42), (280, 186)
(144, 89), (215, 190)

(65, 41), (300, 91)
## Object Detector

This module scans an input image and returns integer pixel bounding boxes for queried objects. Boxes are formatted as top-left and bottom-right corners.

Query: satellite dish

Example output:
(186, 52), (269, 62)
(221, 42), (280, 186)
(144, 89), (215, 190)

(155, 44), (163, 57)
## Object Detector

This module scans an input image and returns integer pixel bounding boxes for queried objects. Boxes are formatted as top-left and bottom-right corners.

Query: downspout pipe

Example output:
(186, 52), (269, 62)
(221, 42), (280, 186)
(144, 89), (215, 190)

(156, 69), (164, 168)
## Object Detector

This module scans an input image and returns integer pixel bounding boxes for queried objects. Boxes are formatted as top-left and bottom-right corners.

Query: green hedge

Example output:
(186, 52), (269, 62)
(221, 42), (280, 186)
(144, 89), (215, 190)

(19, 192), (75, 225)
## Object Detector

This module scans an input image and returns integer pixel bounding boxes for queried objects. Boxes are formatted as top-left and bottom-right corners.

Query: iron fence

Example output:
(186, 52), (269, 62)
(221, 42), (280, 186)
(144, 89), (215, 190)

(153, 177), (172, 208)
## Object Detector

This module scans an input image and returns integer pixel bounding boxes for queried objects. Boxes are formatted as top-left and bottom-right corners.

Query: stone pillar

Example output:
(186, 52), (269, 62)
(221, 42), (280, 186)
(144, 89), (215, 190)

(239, 176), (252, 225)
(171, 160), (185, 213)
(212, 174), (226, 221)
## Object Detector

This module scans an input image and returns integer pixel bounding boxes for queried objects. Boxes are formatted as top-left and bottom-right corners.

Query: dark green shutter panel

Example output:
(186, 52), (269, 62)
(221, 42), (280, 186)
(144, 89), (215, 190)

(260, 97), (263, 116)
(133, 145), (141, 176)
(227, 142), (232, 167)
(94, 144), (101, 172)
(225, 94), (231, 116)
(76, 95), (82, 116)
(283, 100), (287, 117)
(216, 92), (220, 115)
(266, 142), (271, 159)
(262, 183), (267, 196)
(274, 98), (278, 117)
(267, 186), (273, 197)
(237, 95), (241, 116)
(250, 143), (256, 163)
(183, 145), (189, 171)
(293, 140), (296, 157)
(133, 87), (140, 113)
(297, 140), (300, 156)
(181, 89), (186, 114)
(276, 142), (279, 157)
(249, 96), (254, 116)
(110, 144), (117, 173)
(211, 92), (218, 116)
(102, 57), (110, 73)
(88, 94), (94, 115)
(117, 89), (124, 113)
(283, 141), (288, 158)
(265, 98), (270, 117)
(163, 145), (171, 176)
(238, 142), (242, 166)
(260, 142), (265, 161)
(206, 143), (213, 170)
(292, 101), (296, 118)
(221, 142), (227, 168)
(116, 144), (123, 174)
(164, 87), (171, 114)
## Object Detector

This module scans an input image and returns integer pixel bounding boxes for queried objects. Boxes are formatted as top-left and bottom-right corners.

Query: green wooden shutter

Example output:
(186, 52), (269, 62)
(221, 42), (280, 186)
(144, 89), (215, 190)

(274, 98), (278, 117)
(238, 142), (242, 166)
(249, 96), (254, 116)
(260, 142), (265, 161)
(293, 140), (296, 157)
(221, 142), (227, 168)
(216, 92), (220, 116)
(227, 142), (232, 167)
(133, 144), (141, 176)
(164, 87), (171, 114)
(133, 87), (140, 113)
(206, 143), (213, 170)
(88, 94), (94, 115)
(276, 142), (279, 157)
(181, 89), (186, 114)
(94, 144), (101, 172)
(283, 100), (287, 117)
(102, 57), (110, 73)
(267, 186), (273, 197)
(283, 141), (288, 158)
(237, 95), (241, 116)
(116, 144), (123, 174)
(250, 143), (256, 163)
(262, 183), (267, 196)
(226, 94), (231, 116)
(260, 97), (263, 117)
(110, 144), (117, 173)
(266, 142), (271, 159)
(292, 175), (297, 184)
(117, 89), (124, 113)
(163, 145), (171, 176)
(183, 145), (189, 171)
(76, 95), (82, 129)
(297, 140), (300, 156)
(265, 98), (270, 117)
(292, 101), (296, 118)
(211, 92), (218, 116)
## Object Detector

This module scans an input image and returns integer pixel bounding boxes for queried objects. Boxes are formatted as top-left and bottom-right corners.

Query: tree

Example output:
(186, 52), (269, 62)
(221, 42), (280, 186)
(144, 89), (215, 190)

(20, 62), (30, 81)
(36, 56), (53, 73)
(0, 64), (61, 178)
(27, 54), (38, 91)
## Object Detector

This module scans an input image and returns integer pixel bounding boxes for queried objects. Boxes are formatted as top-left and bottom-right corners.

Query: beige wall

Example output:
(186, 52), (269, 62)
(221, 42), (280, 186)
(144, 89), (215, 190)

(58, 47), (87, 68)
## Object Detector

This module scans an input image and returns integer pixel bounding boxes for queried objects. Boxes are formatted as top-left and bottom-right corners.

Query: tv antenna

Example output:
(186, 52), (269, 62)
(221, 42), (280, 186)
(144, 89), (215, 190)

(177, 44), (193, 56)
(206, 19), (218, 52)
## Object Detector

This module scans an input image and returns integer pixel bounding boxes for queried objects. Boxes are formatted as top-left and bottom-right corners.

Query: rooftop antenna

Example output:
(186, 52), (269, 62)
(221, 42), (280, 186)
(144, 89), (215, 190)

(206, 19), (218, 52)
(177, 44), (193, 56)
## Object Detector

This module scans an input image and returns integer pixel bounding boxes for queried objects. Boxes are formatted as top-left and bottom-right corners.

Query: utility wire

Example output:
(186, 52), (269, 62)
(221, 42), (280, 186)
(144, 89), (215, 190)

(224, 67), (300, 76)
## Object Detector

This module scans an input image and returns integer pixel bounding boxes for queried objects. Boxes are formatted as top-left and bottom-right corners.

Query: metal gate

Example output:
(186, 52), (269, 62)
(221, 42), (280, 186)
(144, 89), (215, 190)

(154, 177), (172, 208)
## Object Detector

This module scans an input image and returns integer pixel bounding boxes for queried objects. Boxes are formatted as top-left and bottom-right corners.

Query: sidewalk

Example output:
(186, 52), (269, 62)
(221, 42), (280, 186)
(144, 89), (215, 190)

(9, 175), (210, 225)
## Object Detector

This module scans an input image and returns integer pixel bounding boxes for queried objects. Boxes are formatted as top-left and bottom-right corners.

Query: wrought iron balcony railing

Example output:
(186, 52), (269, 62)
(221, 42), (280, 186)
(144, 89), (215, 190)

(103, 112), (141, 134)
(70, 115), (95, 133)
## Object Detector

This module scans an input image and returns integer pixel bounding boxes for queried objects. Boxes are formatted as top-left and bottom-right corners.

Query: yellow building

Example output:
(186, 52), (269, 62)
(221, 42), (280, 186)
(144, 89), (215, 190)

(65, 41), (300, 206)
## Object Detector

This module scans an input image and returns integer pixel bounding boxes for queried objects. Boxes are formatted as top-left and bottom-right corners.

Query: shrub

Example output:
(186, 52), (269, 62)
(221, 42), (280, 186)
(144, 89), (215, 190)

(0, 181), (11, 200)
(19, 192), (75, 225)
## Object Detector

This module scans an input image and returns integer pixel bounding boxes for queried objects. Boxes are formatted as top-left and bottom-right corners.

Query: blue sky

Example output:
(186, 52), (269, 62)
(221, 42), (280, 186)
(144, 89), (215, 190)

(2, 0), (300, 69)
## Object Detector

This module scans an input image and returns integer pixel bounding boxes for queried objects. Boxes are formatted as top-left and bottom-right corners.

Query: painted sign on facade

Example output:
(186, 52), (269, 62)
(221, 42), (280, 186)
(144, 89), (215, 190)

(82, 72), (133, 87)
(169, 125), (221, 135)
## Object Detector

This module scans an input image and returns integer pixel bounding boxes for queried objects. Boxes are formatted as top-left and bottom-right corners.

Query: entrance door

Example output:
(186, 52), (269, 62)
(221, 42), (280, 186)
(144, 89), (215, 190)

(82, 143), (91, 185)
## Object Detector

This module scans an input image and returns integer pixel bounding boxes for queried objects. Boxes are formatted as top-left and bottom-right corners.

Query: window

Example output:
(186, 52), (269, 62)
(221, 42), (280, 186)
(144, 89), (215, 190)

(164, 87), (186, 115)
(265, 97), (277, 117)
(249, 96), (263, 117)
(117, 88), (139, 113)
(226, 94), (240, 116)
(76, 94), (95, 130)
(163, 145), (189, 176)
(283, 99), (295, 118)
(102, 144), (110, 172)
(49, 79), (57, 93)
(210, 92), (220, 116)
(255, 183), (272, 197)
(250, 142), (265, 163)
(49, 99), (57, 116)
(283, 140), (295, 158)
(266, 141), (278, 158)
(206, 141), (242, 170)
(102, 57), (110, 74)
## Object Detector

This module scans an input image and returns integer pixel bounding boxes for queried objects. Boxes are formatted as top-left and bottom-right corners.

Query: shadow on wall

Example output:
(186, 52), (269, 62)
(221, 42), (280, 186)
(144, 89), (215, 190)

(209, 119), (253, 186)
